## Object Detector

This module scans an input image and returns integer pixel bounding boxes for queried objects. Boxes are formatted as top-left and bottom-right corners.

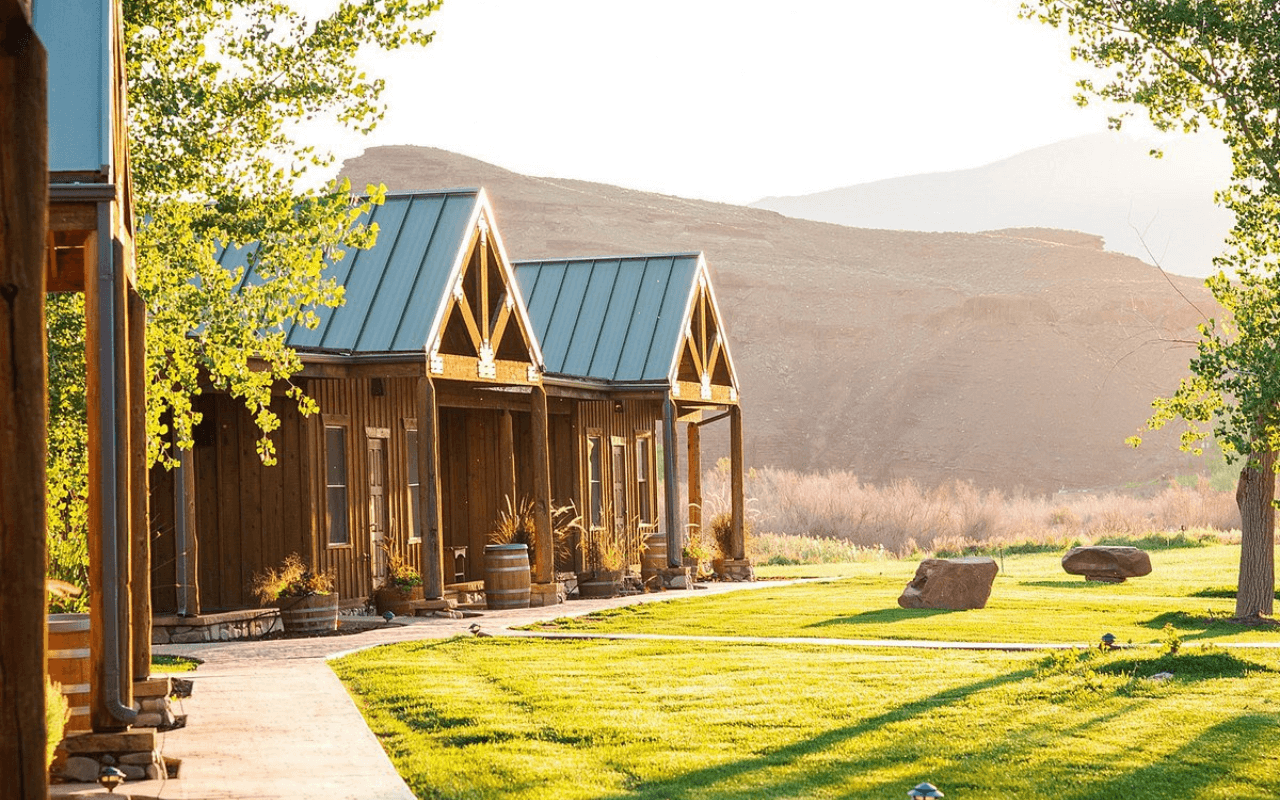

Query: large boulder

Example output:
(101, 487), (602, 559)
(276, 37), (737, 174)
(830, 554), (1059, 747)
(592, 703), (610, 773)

(1061, 546), (1152, 583)
(898, 557), (998, 610)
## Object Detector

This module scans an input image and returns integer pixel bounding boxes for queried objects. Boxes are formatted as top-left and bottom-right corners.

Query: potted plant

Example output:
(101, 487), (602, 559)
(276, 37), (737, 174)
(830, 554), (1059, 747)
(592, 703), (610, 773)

(708, 511), (753, 578)
(486, 496), (537, 609)
(252, 553), (337, 633)
(577, 527), (626, 598)
(373, 540), (424, 616)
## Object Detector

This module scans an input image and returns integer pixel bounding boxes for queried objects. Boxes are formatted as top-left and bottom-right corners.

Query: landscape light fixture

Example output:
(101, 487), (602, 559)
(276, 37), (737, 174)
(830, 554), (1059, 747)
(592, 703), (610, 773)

(383, 610), (395, 623)
(907, 782), (944, 798)
(98, 766), (126, 793)
(1101, 633), (1117, 651)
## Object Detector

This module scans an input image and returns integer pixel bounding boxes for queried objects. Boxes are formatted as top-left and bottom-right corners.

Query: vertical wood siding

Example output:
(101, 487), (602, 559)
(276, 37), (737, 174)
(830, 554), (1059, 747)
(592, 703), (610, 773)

(307, 376), (422, 605)
(188, 393), (311, 611)
(576, 399), (662, 569)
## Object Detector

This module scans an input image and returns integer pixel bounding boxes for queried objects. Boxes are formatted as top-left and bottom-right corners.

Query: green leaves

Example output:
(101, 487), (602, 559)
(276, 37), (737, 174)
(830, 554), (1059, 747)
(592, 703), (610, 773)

(122, 0), (438, 466)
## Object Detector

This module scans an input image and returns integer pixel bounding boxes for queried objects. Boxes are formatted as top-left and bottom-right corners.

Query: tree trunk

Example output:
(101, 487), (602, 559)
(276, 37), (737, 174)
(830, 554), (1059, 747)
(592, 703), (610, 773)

(1234, 450), (1276, 619)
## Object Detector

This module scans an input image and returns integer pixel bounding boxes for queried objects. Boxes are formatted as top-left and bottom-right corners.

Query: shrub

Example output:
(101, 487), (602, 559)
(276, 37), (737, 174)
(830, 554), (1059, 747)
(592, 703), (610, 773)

(46, 677), (68, 767)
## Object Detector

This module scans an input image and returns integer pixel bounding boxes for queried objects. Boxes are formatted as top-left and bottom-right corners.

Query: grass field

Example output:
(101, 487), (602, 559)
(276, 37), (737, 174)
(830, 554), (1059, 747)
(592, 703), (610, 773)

(539, 545), (1280, 646)
(332, 542), (1280, 799)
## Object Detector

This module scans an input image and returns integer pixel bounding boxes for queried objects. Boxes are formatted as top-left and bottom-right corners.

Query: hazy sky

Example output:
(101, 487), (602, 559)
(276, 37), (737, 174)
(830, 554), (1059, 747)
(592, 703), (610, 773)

(313, 0), (1144, 205)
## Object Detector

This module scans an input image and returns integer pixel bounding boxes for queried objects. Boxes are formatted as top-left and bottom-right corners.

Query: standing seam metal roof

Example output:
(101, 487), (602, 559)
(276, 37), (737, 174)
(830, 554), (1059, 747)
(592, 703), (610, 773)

(217, 189), (511, 356)
(514, 253), (703, 384)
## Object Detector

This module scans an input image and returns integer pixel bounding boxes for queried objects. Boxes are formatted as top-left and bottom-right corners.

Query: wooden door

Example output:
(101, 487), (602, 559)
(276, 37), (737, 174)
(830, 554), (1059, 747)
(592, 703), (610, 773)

(367, 431), (389, 588)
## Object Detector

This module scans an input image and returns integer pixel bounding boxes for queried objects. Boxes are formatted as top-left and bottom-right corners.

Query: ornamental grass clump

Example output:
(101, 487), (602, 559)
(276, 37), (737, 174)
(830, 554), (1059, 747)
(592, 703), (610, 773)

(377, 540), (422, 591)
(252, 553), (333, 605)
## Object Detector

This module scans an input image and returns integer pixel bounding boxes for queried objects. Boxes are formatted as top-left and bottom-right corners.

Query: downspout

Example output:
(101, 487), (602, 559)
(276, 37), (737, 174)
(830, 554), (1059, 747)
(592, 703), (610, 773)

(662, 397), (680, 568)
(96, 204), (137, 726)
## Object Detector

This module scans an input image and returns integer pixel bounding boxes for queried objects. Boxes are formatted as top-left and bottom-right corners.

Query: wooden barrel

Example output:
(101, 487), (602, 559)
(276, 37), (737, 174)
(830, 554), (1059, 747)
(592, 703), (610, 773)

(279, 593), (338, 633)
(485, 544), (531, 610)
(47, 613), (91, 734)
(641, 530), (667, 585)
(374, 585), (424, 617)
(578, 571), (622, 599)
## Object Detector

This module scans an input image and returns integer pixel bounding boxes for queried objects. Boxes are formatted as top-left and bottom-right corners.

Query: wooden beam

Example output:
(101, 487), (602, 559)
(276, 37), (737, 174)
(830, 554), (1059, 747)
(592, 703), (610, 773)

(47, 200), (97, 232)
(674, 381), (737, 405)
(686, 422), (701, 555)
(489, 301), (512, 354)
(730, 405), (745, 561)
(530, 386), (554, 584)
(128, 288), (150, 679)
(0, 17), (49, 797)
(416, 377), (445, 598)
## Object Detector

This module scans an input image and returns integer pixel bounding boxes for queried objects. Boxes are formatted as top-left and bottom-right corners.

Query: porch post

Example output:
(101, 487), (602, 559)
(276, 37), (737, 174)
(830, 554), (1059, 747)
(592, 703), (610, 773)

(686, 421), (701, 555)
(530, 386), (557, 600)
(729, 405), (746, 561)
(174, 447), (201, 616)
(128, 287), (151, 679)
(0, 11), (50, 794)
(416, 375), (445, 599)
(662, 397), (681, 568)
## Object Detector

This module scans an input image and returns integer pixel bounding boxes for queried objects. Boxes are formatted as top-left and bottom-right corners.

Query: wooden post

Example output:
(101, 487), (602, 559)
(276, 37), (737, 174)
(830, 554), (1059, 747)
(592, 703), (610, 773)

(499, 409), (516, 508)
(416, 376), (445, 598)
(128, 287), (150, 679)
(530, 386), (554, 584)
(110, 237), (133, 719)
(662, 397), (680, 568)
(176, 447), (200, 616)
(0, 9), (49, 796)
(730, 405), (745, 561)
(686, 422), (701, 555)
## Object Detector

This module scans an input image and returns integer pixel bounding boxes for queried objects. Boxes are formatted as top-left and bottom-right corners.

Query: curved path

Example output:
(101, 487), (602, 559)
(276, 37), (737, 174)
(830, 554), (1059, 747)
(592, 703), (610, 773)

(50, 579), (1280, 799)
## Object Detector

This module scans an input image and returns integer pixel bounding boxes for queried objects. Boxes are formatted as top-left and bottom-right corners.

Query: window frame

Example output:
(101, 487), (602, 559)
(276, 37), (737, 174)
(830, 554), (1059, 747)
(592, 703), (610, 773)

(586, 430), (604, 531)
(635, 431), (655, 526)
(322, 414), (352, 549)
(403, 418), (422, 544)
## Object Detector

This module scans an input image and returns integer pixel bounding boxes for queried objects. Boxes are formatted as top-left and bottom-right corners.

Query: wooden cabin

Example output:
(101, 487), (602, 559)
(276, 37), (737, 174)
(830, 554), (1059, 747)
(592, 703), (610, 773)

(514, 252), (749, 579)
(150, 189), (563, 613)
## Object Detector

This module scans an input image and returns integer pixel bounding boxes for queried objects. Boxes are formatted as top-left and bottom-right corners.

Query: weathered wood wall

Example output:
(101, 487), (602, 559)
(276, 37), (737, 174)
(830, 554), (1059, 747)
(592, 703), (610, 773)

(184, 393), (313, 611)
(575, 399), (662, 569)
(306, 376), (423, 605)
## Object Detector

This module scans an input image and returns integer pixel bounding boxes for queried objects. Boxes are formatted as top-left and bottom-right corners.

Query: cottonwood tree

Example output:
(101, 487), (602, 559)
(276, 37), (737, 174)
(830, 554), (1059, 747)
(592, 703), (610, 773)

(46, 0), (439, 600)
(1021, 0), (1280, 620)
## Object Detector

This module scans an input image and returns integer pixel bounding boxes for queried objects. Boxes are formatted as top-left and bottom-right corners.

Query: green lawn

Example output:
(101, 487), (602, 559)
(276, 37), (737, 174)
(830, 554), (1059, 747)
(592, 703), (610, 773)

(333, 542), (1280, 799)
(538, 545), (1280, 645)
(333, 638), (1280, 800)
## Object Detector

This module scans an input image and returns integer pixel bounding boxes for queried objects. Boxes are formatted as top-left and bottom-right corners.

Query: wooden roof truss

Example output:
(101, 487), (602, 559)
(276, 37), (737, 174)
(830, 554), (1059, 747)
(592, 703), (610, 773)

(671, 263), (738, 405)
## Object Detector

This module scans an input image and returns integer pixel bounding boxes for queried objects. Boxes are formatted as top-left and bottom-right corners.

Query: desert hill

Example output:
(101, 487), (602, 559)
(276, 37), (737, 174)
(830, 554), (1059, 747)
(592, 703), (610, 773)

(340, 146), (1216, 496)
(752, 132), (1234, 279)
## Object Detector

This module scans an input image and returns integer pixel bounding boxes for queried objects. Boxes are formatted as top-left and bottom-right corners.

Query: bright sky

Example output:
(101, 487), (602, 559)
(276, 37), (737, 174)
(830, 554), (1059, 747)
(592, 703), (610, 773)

(313, 0), (1139, 205)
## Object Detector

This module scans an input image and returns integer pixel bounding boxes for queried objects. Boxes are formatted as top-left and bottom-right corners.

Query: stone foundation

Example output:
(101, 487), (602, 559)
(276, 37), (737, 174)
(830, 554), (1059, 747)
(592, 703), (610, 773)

(715, 558), (755, 582)
(657, 567), (691, 589)
(53, 728), (169, 785)
(152, 608), (280, 644)
(530, 582), (566, 607)
(444, 581), (486, 608)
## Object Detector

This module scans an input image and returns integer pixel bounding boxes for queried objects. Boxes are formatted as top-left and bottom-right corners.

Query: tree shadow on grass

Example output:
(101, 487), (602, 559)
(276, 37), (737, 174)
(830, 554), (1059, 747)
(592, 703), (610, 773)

(1019, 579), (1118, 589)
(1139, 610), (1280, 642)
(804, 607), (958, 629)
(588, 667), (1036, 800)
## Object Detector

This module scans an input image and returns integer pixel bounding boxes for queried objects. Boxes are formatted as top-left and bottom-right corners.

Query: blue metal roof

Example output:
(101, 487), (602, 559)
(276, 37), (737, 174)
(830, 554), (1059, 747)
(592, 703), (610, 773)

(514, 253), (704, 384)
(218, 189), (504, 356)
(34, 0), (114, 175)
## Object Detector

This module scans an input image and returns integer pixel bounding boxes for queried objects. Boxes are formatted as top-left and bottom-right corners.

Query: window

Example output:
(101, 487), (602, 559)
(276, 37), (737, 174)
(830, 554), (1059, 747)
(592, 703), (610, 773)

(636, 434), (653, 524)
(325, 424), (349, 546)
(405, 425), (421, 542)
(587, 433), (603, 529)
